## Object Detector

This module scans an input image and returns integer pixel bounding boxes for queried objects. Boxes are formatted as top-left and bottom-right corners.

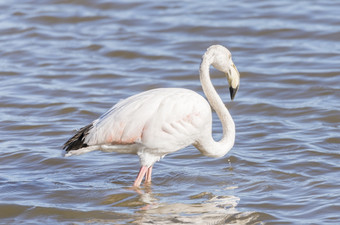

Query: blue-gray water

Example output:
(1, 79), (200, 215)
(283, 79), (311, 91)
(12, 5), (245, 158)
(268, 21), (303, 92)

(1, 1), (340, 224)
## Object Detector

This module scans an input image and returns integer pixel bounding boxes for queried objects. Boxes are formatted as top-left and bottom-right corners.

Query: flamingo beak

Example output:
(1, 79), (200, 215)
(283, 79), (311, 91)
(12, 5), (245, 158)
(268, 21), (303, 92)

(228, 63), (240, 100)
(229, 86), (239, 100)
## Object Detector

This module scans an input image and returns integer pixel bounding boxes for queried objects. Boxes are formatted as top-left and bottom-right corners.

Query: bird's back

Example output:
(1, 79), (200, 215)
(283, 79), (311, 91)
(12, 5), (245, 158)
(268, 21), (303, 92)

(64, 88), (212, 155)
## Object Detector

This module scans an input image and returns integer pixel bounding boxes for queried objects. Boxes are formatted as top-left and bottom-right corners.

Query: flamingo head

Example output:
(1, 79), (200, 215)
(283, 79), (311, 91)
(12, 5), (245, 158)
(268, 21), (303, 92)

(206, 45), (240, 100)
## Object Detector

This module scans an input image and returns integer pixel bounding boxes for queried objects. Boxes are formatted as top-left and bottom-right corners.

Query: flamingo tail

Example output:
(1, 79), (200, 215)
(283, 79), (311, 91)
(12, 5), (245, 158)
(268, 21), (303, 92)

(63, 124), (93, 152)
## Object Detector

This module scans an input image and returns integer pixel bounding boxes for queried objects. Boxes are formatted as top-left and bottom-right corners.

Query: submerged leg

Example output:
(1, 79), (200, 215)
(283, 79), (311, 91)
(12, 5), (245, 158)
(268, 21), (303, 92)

(133, 166), (148, 187)
(145, 166), (153, 184)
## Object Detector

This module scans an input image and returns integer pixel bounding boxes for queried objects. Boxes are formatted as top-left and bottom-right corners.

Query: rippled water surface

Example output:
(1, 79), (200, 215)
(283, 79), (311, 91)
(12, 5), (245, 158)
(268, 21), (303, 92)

(1, 0), (340, 224)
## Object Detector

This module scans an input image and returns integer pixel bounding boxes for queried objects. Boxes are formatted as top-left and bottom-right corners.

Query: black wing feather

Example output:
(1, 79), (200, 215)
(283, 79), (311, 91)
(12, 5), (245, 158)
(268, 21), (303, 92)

(63, 124), (93, 152)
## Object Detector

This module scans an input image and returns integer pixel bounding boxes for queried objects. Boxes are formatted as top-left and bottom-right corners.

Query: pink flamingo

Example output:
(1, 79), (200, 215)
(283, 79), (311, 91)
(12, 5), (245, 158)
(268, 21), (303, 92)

(64, 45), (240, 187)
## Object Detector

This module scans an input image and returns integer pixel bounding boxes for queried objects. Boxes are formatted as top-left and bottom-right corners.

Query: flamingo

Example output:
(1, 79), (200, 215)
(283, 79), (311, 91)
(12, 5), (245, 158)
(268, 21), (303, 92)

(63, 45), (240, 187)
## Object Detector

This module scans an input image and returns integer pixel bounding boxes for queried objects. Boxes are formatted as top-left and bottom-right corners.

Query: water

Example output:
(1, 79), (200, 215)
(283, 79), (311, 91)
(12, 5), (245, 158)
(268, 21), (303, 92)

(1, 0), (339, 224)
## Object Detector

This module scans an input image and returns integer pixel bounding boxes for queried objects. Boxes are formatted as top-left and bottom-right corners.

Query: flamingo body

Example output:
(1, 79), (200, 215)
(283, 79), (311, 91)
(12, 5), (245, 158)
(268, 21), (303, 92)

(64, 45), (240, 187)
(70, 88), (211, 166)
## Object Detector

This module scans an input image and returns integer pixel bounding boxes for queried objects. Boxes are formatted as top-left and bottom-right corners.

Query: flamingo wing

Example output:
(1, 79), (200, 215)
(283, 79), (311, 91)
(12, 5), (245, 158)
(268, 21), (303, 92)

(81, 88), (212, 153)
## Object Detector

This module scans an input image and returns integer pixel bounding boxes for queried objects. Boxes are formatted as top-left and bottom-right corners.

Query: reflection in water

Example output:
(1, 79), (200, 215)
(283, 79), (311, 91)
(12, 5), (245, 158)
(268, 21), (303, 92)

(101, 186), (257, 225)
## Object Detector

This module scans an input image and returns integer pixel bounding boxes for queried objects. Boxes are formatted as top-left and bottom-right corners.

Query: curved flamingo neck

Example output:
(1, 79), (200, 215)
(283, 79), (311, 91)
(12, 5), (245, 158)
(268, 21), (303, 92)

(196, 55), (235, 157)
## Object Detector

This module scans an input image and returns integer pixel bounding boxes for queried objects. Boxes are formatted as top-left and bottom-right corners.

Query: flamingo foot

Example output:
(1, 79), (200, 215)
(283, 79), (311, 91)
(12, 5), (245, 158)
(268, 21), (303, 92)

(133, 166), (153, 187)
(133, 166), (147, 187)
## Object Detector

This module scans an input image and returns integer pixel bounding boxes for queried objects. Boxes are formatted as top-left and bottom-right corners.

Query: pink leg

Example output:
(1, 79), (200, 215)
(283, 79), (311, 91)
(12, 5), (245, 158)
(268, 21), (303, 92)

(145, 166), (153, 183)
(133, 166), (148, 187)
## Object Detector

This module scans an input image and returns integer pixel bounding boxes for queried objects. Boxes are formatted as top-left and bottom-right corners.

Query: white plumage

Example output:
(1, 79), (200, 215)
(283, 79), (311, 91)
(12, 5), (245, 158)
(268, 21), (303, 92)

(64, 45), (240, 187)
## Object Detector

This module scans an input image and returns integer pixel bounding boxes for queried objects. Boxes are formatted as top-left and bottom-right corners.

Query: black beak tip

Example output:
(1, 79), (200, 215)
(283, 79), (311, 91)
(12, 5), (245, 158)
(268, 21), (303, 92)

(229, 86), (239, 100)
